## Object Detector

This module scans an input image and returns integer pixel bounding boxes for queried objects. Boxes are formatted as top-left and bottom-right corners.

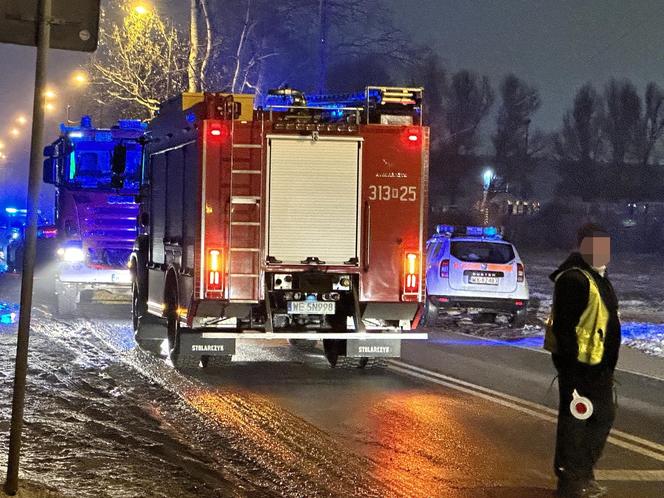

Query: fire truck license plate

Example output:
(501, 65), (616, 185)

(287, 301), (336, 314)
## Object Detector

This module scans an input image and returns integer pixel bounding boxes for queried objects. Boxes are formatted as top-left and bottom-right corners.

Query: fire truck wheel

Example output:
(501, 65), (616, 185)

(287, 339), (318, 351)
(167, 314), (199, 370)
(201, 355), (233, 368)
(323, 339), (344, 368)
(56, 287), (78, 316)
(131, 282), (147, 333)
(335, 356), (385, 369)
(356, 357), (386, 369)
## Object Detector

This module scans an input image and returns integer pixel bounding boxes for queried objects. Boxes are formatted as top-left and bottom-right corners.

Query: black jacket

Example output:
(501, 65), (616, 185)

(549, 252), (621, 375)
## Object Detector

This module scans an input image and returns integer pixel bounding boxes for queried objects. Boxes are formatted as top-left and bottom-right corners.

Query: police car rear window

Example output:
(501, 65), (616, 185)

(450, 242), (515, 264)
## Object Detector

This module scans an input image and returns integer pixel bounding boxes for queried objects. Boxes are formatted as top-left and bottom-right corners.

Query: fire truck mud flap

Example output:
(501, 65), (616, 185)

(345, 338), (401, 358)
(178, 330), (236, 356)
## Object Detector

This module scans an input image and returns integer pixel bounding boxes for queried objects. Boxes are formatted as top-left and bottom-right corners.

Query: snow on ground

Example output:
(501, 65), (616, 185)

(0, 274), (403, 497)
(436, 250), (664, 359)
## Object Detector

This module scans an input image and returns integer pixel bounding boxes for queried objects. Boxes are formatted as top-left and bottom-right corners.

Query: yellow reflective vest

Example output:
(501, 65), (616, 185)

(544, 268), (609, 366)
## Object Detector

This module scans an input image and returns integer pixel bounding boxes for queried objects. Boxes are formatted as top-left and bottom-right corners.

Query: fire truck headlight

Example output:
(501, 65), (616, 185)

(61, 246), (85, 263)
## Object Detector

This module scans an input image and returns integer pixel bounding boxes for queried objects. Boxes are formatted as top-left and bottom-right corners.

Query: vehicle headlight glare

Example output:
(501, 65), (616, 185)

(62, 247), (85, 262)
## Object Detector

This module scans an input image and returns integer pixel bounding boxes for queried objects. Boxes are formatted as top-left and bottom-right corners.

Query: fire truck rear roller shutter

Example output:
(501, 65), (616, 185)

(267, 136), (362, 266)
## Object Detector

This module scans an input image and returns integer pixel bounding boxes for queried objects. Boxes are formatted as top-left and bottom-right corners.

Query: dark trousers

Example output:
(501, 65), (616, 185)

(554, 369), (616, 483)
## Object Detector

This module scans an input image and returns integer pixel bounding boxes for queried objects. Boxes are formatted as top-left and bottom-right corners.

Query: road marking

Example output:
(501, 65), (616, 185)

(388, 360), (664, 464)
(594, 470), (664, 481)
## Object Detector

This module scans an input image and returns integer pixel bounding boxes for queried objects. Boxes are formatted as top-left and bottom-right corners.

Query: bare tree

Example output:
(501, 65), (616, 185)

(442, 70), (495, 203)
(638, 82), (664, 167)
(189, 0), (200, 92)
(88, 3), (189, 119)
(445, 70), (494, 155)
(554, 83), (605, 199)
(555, 83), (605, 163)
(492, 74), (542, 197)
(603, 79), (642, 165)
(199, 0), (213, 90)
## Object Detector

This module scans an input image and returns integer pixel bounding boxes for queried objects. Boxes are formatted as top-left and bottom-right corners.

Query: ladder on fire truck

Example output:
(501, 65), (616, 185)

(224, 96), (264, 303)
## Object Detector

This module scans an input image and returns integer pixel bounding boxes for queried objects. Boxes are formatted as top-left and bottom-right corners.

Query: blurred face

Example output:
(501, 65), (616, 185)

(580, 236), (611, 268)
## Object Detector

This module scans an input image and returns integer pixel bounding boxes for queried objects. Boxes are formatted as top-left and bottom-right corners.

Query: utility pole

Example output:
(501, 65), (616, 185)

(1, 1), (100, 493)
(4, 0), (51, 494)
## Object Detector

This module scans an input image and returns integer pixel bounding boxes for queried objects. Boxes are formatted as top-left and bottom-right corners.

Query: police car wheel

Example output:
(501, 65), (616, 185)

(510, 309), (527, 329)
(421, 299), (439, 327)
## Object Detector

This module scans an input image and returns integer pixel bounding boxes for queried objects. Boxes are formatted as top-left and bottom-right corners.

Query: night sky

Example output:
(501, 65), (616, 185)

(1, 0), (663, 203)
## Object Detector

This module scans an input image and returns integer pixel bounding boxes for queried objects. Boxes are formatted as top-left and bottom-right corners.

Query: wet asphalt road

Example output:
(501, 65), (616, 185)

(1, 274), (663, 497)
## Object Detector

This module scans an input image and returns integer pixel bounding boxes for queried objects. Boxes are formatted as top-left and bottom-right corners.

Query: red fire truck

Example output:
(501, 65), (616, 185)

(130, 86), (429, 369)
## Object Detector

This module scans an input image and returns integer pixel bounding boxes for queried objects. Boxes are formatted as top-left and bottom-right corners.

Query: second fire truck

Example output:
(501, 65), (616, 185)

(130, 87), (429, 368)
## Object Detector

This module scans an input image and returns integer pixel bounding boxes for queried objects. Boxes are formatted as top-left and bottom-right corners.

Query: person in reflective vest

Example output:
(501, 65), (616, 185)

(544, 223), (621, 498)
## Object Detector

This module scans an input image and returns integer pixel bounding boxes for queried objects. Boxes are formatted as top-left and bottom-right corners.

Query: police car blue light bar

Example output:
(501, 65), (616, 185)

(434, 224), (503, 239)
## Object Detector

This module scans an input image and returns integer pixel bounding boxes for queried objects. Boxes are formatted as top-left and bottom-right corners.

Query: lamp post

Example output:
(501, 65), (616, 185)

(481, 168), (494, 226)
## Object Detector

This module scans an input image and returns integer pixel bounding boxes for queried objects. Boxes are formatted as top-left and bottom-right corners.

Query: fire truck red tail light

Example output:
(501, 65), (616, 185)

(403, 252), (419, 294)
(207, 123), (228, 141)
(440, 259), (450, 278)
(403, 128), (421, 147)
(207, 249), (223, 291)
(517, 263), (525, 282)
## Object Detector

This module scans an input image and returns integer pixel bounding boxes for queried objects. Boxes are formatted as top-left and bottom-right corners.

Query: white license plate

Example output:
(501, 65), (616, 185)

(469, 276), (499, 285)
(287, 301), (336, 314)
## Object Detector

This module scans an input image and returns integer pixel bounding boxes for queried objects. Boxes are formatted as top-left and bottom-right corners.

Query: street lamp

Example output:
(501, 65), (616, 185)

(483, 168), (495, 191)
(43, 89), (57, 100)
(16, 115), (28, 126)
(133, 2), (151, 15)
(481, 168), (495, 227)
(71, 70), (89, 87)
(9, 128), (20, 138)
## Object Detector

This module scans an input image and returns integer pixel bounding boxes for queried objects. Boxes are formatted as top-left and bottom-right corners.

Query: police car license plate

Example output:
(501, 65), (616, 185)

(469, 275), (499, 285)
(287, 301), (336, 314)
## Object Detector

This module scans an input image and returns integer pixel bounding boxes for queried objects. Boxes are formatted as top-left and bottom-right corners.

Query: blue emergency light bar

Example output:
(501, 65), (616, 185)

(117, 119), (147, 130)
(60, 115), (146, 140)
(434, 224), (503, 239)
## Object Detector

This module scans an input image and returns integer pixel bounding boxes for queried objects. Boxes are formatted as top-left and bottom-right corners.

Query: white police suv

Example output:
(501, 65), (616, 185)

(424, 225), (529, 328)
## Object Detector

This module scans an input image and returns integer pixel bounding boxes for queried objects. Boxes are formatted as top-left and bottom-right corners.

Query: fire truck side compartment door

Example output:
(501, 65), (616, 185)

(266, 136), (362, 266)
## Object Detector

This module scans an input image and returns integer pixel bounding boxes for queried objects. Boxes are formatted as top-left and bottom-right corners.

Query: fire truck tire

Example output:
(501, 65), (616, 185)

(56, 287), (78, 316)
(323, 339), (344, 368)
(201, 355), (233, 368)
(335, 356), (386, 369)
(287, 339), (318, 351)
(509, 309), (527, 329)
(357, 357), (386, 369)
(167, 307), (199, 369)
(131, 282), (147, 332)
